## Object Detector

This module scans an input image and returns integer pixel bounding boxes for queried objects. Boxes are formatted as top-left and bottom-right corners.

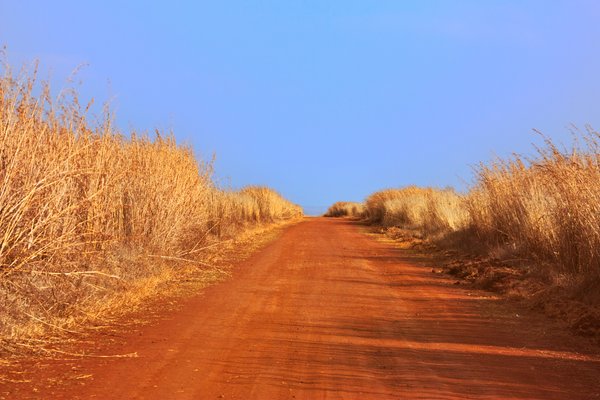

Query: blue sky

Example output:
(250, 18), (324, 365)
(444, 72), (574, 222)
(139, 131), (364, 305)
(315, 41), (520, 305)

(2, 1), (600, 214)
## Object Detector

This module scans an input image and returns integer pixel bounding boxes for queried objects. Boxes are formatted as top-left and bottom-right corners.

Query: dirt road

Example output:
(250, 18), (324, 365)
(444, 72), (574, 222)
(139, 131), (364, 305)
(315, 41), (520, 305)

(2, 218), (600, 399)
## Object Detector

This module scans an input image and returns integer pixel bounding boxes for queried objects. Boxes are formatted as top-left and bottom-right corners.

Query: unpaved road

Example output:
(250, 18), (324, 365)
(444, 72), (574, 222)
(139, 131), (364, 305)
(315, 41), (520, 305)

(2, 218), (600, 399)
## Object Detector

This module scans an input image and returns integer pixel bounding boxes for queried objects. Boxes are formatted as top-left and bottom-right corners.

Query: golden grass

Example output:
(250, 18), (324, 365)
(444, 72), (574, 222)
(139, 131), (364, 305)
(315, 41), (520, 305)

(0, 64), (302, 346)
(357, 130), (600, 283)
(467, 130), (600, 278)
(324, 201), (365, 218)
(204, 186), (302, 238)
(364, 186), (468, 235)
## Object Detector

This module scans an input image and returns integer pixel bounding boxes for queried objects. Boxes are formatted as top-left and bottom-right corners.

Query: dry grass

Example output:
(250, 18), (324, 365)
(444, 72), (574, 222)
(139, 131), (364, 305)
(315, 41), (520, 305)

(360, 130), (600, 285)
(204, 186), (302, 238)
(324, 201), (365, 218)
(467, 130), (600, 279)
(364, 186), (468, 236)
(0, 63), (302, 348)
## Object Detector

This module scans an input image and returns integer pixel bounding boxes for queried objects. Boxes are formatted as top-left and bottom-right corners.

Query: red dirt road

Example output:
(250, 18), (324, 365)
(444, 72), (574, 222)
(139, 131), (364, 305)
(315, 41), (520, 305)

(2, 218), (600, 399)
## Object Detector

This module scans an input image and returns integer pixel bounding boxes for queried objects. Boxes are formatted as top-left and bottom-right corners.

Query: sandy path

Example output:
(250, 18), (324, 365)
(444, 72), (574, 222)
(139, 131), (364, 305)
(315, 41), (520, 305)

(2, 218), (600, 399)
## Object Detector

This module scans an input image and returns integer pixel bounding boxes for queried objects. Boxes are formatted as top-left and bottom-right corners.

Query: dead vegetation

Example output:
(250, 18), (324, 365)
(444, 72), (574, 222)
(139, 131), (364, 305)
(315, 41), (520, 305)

(324, 201), (365, 218)
(0, 63), (302, 352)
(467, 130), (600, 280)
(364, 186), (468, 237)
(339, 129), (600, 286)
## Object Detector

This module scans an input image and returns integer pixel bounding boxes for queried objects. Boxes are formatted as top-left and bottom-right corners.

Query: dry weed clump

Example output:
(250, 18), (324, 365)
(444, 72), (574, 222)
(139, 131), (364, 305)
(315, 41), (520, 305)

(467, 130), (600, 279)
(0, 64), (301, 347)
(364, 186), (468, 236)
(324, 202), (365, 218)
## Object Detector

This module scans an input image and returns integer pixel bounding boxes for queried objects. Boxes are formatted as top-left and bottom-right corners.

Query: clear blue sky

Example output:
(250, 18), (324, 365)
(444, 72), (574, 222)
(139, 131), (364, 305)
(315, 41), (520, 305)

(2, 1), (600, 214)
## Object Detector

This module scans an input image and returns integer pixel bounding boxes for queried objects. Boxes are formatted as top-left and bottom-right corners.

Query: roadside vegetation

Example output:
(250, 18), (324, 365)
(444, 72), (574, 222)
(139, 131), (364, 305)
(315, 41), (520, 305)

(0, 64), (302, 350)
(467, 132), (600, 281)
(324, 201), (365, 218)
(364, 186), (467, 238)
(328, 130), (600, 308)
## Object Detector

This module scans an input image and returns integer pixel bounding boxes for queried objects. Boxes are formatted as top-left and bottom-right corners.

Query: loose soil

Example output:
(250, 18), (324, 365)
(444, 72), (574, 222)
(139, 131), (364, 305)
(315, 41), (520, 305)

(1, 218), (599, 399)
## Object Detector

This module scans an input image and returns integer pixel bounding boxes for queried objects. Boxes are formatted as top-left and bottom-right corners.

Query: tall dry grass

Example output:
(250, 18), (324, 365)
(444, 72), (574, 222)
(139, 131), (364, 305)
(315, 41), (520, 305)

(467, 130), (600, 278)
(364, 186), (468, 236)
(206, 186), (303, 237)
(0, 64), (301, 345)
(359, 131), (600, 282)
(324, 201), (365, 218)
